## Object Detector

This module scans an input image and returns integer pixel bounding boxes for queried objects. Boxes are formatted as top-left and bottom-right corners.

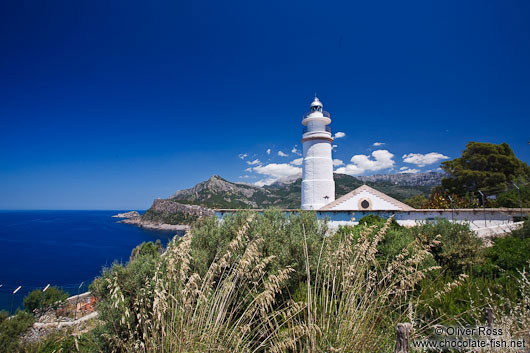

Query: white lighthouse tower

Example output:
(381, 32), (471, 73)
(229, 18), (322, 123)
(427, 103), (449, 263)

(301, 97), (335, 210)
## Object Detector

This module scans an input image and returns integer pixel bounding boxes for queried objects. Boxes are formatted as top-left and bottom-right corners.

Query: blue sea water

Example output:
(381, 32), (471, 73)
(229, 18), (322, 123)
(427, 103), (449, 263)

(0, 210), (182, 312)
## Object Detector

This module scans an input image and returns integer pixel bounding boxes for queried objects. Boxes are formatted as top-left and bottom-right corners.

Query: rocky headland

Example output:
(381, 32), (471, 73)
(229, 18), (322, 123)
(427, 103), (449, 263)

(113, 200), (213, 231)
(118, 217), (190, 231)
(112, 211), (140, 218)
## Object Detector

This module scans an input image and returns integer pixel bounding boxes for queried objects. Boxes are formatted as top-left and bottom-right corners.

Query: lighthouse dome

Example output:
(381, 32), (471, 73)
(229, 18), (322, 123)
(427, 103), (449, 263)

(310, 97), (323, 108)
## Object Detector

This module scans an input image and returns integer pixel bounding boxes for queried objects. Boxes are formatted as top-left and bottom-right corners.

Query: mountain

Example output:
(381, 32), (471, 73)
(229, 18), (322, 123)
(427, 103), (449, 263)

(169, 175), (274, 209)
(356, 171), (445, 187)
(165, 173), (438, 210)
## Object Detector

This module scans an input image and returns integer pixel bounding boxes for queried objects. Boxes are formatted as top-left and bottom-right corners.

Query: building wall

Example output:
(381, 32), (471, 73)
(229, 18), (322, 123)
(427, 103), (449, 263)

(301, 139), (335, 210)
(329, 189), (402, 211)
(317, 209), (514, 231)
(215, 209), (527, 235)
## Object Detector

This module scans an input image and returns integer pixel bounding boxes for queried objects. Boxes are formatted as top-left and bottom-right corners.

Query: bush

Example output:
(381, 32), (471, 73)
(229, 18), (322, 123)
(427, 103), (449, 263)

(90, 239), (162, 352)
(22, 328), (102, 353)
(476, 235), (530, 277)
(189, 209), (327, 291)
(510, 219), (530, 239)
(0, 310), (34, 353)
(410, 219), (483, 275)
(495, 183), (530, 208)
(23, 286), (69, 313)
(404, 194), (428, 208)
(129, 240), (163, 262)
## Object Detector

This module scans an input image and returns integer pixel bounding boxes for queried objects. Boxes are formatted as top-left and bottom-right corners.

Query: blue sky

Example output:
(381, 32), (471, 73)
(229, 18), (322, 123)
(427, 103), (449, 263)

(1, 0), (529, 209)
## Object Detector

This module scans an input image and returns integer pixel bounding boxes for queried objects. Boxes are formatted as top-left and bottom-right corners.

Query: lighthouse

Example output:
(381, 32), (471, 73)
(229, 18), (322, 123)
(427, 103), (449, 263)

(301, 97), (335, 210)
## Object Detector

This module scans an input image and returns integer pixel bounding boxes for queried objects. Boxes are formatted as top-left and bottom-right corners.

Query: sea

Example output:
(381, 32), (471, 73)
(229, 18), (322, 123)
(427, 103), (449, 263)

(0, 210), (183, 312)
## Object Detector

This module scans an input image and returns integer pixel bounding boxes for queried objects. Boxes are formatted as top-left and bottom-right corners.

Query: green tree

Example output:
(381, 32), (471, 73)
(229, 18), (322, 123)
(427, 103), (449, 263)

(404, 194), (428, 208)
(494, 177), (530, 208)
(440, 142), (530, 197)
(23, 286), (69, 313)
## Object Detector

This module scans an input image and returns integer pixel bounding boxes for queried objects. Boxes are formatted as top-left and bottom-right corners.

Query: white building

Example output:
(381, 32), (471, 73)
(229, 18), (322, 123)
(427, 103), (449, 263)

(301, 97), (335, 210)
(320, 185), (414, 211)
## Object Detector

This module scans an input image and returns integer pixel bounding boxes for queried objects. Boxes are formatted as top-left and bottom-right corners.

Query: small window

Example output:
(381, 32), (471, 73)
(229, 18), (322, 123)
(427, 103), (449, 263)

(361, 200), (370, 209)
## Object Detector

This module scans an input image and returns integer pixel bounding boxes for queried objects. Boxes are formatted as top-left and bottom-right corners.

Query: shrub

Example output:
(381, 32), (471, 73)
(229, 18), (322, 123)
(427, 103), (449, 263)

(410, 219), (483, 275)
(0, 310), (34, 353)
(510, 219), (530, 239)
(404, 194), (428, 209)
(476, 235), (530, 277)
(90, 242), (161, 352)
(189, 209), (327, 293)
(22, 286), (69, 313)
(129, 240), (163, 262)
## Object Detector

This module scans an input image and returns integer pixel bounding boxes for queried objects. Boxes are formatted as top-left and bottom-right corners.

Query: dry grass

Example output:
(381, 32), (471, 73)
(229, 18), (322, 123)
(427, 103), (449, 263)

(295, 217), (442, 352)
(103, 216), (472, 353)
(107, 219), (302, 352)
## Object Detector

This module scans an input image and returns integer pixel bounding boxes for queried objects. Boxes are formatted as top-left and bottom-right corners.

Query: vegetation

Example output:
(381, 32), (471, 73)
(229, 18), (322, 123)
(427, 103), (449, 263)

(0, 310), (34, 353)
(4, 213), (530, 352)
(129, 239), (163, 261)
(405, 192), (479, 209)
(435, 142), (530, 207)
(89, 213), (439, 352)
(476, 220), (530, 277)
(84, 212), (530, 352)
(22, 287), (69, 313)
(141, 208), (198, 225)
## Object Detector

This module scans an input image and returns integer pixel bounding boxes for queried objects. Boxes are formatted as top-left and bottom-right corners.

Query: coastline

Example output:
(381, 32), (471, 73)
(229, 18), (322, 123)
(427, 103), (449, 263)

(117, 216), (190, 231)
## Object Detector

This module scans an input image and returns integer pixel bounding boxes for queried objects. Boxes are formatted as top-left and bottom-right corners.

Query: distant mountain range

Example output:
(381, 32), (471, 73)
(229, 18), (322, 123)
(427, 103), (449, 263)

(356, 171), (446, 187)
(165, 171), (444, 209)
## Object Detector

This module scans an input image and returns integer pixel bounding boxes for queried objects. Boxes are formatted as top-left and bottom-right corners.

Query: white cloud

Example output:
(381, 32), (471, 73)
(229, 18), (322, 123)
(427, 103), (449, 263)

(238, 153), (248, 159)
(252, 163), (302, 186)
(399, 167), (420, 174)
(254, 178), (278, 187)
(402, 152), (449, 167)
(246, 159), (261, 165)
(291, 146), (301, 155)
(335, 149), (395, 176)
(372, 142), (385, 146)
(334, 132), (346, 139)
(333, 159), (344, 167)
(278, 150), (288, 157)
(290, 158), (303, 166)
(244, 167), (253, 172)
(332, 144), (338, 151)
(266, 148), (271, 155)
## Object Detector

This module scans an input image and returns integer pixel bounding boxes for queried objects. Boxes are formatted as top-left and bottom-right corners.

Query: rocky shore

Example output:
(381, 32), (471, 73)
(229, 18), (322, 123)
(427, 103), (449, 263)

(118, 217), (190, 231)
(112, 211), (140, 218)
(113, 200), (214, 232)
